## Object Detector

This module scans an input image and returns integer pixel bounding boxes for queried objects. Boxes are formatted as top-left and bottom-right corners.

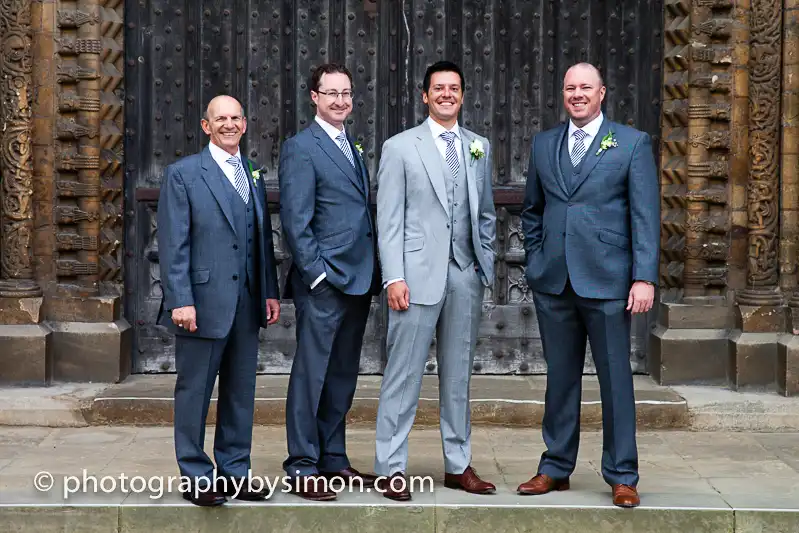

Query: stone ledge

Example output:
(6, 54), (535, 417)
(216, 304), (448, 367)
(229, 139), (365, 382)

(82, 374), (688, 429)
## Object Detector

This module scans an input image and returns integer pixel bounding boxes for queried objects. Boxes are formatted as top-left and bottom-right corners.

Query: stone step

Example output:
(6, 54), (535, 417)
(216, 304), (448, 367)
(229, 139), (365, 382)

(82, 374), (689, 429)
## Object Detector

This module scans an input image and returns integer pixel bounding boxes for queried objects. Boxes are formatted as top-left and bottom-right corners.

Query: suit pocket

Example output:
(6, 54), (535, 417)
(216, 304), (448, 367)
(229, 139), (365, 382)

(404, 237), (424, 252)
(319, 228), (353, 250)
(595, 163), (621, 171)
(597, 228), (629, 250)
(190, 268), (210, 284)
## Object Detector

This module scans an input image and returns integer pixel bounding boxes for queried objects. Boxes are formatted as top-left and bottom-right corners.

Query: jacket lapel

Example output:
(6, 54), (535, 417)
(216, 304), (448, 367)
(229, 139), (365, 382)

(311, 121), (366, 198)
(242, 155), (265, 233)
(415, 124), (450, 217)
(352, 138), (371, 197)
(571, 119), (612, 194)
(550, 123), (570, 196)
(461, 129), (480, 226)
(200, 146), (237, 236)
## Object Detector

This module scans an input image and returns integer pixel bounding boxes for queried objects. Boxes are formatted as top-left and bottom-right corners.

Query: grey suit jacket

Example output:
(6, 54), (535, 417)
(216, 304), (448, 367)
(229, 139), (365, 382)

(376, 121), (497, 305)
(278, 121), (381, 297)
(157, 145), (280, 339)
(521, 118), (660, 300)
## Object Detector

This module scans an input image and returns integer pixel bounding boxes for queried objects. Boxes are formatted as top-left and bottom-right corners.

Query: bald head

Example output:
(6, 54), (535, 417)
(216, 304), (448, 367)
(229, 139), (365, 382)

(564, 63), (604, 88)
(562, 62), (606, 127)
(201, 95), (247, 156)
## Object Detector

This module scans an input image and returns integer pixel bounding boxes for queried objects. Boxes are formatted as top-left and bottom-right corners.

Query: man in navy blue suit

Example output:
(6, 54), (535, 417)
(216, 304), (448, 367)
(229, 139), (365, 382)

(278, 63), (381, 501)
(158, 95), (281, 506)
(518, 63), (660, 508)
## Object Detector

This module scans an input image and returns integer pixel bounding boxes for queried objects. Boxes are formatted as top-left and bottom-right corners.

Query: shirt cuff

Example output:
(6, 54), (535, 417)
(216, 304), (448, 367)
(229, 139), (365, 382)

(310, 272), (326, 289)
(384, 278), (404, 288)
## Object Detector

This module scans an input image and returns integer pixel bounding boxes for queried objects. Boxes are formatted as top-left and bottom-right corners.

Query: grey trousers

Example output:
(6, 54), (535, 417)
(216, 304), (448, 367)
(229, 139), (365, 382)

(374, 259), (484, 476)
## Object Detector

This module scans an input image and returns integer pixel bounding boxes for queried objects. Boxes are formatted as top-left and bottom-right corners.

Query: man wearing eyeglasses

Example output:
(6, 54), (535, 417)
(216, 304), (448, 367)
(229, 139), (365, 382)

(278, 63), (382, 501)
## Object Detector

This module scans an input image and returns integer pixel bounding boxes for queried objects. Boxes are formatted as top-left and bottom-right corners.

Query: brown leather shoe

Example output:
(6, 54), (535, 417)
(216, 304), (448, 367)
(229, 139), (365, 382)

(320, 466), (378, 488)
(516, 474), (570, 495)
(444, 466), (496, 494)
(612, 484), (640, 507)
(376, 472), (411, 501)
(288, 475), (337, 501)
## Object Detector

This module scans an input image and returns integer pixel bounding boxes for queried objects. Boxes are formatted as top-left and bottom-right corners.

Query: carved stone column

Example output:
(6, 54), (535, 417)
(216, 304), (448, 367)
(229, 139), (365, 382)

(731, 0), (785, 390)
(0, 0), (41, 298)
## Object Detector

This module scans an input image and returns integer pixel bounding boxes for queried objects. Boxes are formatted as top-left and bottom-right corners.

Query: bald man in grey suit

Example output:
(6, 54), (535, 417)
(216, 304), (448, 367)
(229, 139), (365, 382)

(373, 61), (497, 500)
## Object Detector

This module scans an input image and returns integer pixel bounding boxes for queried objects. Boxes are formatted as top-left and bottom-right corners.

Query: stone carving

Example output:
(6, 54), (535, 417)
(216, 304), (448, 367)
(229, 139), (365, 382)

(739, 0), (783, 303)
(57, 10), (101, 28)
(0, 0), (41, 296)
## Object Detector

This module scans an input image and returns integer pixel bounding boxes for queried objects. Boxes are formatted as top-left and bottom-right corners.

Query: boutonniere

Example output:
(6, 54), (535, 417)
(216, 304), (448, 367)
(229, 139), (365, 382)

(469, 139), (485, 161)
(354, 141), (364, 156)
(248, 161), (265, 184)
(596, 130), (618, 155)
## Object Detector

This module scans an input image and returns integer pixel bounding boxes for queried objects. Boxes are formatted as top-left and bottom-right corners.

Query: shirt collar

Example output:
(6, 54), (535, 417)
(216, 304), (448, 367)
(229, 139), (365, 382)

(315, 115), (346, 141)
(208, 141), (241, 165)
(426, 116), (460, 140)
(569, 111), (604, 139)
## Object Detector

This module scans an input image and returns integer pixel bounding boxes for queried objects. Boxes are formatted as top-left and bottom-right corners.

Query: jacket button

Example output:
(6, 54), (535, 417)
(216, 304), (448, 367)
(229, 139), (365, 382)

(367, 232), (372, 237)
(233, 244), (238, 250)
(232, 275), (238, 281)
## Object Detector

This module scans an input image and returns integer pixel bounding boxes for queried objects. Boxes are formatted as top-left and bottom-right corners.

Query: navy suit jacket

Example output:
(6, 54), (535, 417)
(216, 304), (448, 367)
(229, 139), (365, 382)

(157, 145), (280, 339)
(521, 118), (660, 300)
(278, 120), (381, 298)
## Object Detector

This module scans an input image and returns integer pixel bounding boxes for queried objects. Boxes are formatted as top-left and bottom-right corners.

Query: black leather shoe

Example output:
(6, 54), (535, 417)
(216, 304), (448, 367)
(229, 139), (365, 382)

(182, 489), (226, 506)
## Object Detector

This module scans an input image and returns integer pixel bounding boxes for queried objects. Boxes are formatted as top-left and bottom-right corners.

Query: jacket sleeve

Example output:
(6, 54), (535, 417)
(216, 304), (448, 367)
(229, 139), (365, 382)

(478, 139), (497, 279)
(521, 135), (545, 257)
(278, 137), (326, 286)
(157, 164), (194, 310)
(376, 137), (407, 283)
(262, 184), (281, 300)
(628, 132), (661, 284)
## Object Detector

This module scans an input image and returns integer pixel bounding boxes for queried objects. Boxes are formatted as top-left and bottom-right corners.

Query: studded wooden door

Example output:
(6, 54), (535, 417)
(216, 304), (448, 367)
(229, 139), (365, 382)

(124, 0), (663, 374)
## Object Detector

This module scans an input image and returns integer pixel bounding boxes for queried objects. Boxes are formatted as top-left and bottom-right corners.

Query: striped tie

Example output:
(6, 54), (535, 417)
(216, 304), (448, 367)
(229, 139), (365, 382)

(226, 156), (250, 204)
(441, 131), (459, 177)
(571, 129), (588, 167)
(336, 131), (356, 168)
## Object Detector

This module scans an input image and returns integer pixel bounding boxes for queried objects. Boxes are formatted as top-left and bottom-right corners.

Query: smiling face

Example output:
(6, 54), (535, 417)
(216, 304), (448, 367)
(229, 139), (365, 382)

(311, 72), (353, 129)
(562, 64), (606, 128)
(201, 96), (246, 155)
(423, 71), (463, 128)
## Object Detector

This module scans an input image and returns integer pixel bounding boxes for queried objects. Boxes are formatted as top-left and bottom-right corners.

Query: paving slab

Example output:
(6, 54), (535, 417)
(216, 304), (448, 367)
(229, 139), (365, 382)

(0, 426), (796, 532)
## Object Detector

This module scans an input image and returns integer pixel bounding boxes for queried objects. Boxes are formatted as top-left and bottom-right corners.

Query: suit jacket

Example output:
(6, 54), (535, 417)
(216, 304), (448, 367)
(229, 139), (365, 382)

(521, 117), (660, 300)
(376, 121), (497, 305)
(278, 120), (381, 297)
(157, 145), (280, 339)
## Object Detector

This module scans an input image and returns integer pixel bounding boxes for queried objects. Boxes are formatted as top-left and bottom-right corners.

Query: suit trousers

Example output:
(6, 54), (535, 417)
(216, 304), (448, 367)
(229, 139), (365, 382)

(532, 279), (639, 487)
(374, 259), (483, 476)
(283, 272), (372, 477)
(173, 286), (260, 488)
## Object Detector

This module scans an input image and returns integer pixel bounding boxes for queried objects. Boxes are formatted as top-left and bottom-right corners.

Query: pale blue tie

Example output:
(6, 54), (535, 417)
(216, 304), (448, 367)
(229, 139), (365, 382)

(440, 131), (459, 177)
(226, 156), (250, 204)
(336, 131), (356, 168)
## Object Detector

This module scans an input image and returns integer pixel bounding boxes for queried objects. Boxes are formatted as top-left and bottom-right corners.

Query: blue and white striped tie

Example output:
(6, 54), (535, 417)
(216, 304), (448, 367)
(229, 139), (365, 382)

(441, 131), (459, 177)
(336, 131), (356, 168)
(571, 129), (588, 167)
(226, 156), (250, 204)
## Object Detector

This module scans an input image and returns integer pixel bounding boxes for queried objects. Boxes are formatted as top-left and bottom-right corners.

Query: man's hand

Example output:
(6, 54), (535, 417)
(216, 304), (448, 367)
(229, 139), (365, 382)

(171, 305), (197, 332)
(627, 281), (655, 314)
(266, 299), (281, 325)
(387, 281), (410, 311)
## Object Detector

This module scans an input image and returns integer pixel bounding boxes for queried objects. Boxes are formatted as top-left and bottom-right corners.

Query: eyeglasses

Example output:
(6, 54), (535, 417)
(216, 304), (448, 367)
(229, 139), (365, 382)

(316, 90), (355, 100)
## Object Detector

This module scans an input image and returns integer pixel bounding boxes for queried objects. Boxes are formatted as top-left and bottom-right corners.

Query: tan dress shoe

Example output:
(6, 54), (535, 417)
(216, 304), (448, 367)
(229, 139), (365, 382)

(612, 484), (640, 507)
(444, 466), (496, 494)
(516, 474), (570, 495)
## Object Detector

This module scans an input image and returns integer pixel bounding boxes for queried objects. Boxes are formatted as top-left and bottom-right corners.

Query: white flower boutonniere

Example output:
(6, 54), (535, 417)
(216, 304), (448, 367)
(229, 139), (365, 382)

(354, 141), (364, 156)
(248, 161), (265, 185)
(469, 139), (485, 161)
(596, 130), (619, 156)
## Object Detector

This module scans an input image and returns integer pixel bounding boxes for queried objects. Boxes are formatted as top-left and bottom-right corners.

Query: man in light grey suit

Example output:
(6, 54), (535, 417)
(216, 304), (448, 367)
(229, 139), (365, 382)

(373, 61), (497, 500)
(518, 63), (660, 508)
(158, 95), (281, 506)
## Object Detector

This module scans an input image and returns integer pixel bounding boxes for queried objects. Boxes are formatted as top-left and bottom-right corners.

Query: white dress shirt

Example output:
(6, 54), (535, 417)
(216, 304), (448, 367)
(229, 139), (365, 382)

(208, 141), (243, 189)
(568, 112), (604, 154)
(384, 117), (462, 289)
(309, 115), (349, 289)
